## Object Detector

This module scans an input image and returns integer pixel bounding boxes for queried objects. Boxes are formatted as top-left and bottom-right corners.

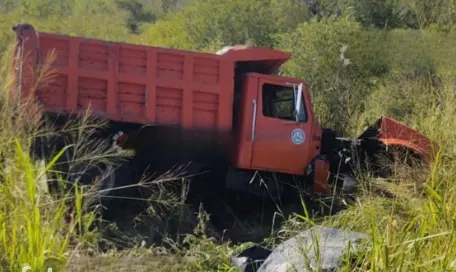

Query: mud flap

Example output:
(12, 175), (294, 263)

(313, 157), (330, 196)
(313, 157), (357, 197)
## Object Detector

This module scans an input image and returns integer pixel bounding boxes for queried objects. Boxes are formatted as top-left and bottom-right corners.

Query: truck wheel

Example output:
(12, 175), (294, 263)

(63, 159), (135, 220)
(183, 162), (234, 233)
(29, 133), (67, 197)
(280, 176), (314, 218)
(96, 161), (134, 221)
(79, 164), (116, 209)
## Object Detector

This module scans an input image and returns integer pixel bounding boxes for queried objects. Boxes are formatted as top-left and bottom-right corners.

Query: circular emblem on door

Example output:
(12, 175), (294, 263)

(291, 128), (306, 145)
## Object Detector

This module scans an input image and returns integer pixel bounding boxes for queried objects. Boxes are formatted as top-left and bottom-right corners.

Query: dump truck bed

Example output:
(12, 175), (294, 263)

(14, 26), (234, 132)
(13, 24), (292, 132)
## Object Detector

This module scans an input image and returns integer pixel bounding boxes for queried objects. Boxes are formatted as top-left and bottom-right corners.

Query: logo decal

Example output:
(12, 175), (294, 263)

(291, 128), (306, 145)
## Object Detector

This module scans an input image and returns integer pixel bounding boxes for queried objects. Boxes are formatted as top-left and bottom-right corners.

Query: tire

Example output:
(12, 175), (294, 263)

(97, 161), (135, 221)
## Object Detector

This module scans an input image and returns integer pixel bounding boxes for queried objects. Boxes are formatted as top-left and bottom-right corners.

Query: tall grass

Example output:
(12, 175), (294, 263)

(0, 39), (238, 271)
(276, 76), (456, 271)
(0, 43), (128, 271)
(0, 140), (91, 271)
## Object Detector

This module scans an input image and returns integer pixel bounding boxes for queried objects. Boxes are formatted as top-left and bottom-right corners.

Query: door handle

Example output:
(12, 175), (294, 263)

(251, 99), (257, 142)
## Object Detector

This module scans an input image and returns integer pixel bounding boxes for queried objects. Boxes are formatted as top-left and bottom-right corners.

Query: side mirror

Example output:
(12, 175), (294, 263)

(294, 83), (304, 122)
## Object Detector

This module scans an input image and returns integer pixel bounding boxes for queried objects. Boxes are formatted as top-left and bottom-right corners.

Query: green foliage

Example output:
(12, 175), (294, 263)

(342, 0), (406, 28)
(276, 17), (383, 133)
(134, 0), (313, 51)
(116, 0), (166, 33)
(309, 0), (456, 30)
(0, 47), (102, 271)
(0, 0), (131, 53)
(274, 16), (456, 135)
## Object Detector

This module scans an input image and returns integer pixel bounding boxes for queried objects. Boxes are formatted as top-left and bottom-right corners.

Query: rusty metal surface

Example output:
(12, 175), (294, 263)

(377, 116), (438, 164)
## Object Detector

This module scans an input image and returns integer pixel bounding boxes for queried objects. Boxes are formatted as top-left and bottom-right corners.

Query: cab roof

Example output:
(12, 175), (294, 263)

(216, 45), (292, 74)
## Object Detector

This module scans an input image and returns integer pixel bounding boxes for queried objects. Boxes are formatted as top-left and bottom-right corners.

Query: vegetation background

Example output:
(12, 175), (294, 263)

(0, 0), (456, 271)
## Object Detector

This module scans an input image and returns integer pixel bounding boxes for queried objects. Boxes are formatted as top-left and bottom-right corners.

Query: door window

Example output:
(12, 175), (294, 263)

(262, 83), (306, 122)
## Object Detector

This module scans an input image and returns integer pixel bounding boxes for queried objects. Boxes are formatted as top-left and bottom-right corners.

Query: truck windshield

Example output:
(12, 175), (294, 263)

(262, 83), (306, 122)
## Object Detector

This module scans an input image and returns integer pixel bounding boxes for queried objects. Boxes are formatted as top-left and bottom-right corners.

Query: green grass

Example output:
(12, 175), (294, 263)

(278, 85), (456, 271)
(0, 46), (107, 272)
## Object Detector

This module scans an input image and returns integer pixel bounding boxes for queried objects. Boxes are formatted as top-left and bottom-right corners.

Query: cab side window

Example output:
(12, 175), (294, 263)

(262, 83), (306, 122)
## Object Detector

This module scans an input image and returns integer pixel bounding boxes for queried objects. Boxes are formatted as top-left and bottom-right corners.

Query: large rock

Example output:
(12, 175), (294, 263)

(257, 226), (368, 272)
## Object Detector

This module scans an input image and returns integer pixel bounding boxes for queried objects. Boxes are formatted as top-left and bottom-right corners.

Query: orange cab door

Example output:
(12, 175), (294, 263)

(250, 78), (313, 175)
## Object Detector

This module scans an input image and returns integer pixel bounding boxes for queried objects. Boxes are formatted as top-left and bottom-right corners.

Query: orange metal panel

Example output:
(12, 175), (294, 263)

(14, 25), (235, 133)
(248, 74), (318, 174)
(313, 159), (330, 195)
(217, 45), (291, 73)
(232, 76), (257, 169)
(377, 116), (438, 164)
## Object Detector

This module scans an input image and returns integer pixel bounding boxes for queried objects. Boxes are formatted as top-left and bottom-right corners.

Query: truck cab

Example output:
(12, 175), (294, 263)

(234, 73), (322, 176)
(217, 46), (323, 177)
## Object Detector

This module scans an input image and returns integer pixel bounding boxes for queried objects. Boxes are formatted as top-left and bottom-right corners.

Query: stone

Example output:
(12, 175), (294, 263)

(257, 226), (368, 272)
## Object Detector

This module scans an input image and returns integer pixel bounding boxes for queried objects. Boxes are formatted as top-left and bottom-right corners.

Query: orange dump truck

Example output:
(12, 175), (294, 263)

(12, 24), (436, 223)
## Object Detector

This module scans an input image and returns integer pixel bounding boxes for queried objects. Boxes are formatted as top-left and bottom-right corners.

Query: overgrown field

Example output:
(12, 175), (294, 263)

(1, 0), (456, 271)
